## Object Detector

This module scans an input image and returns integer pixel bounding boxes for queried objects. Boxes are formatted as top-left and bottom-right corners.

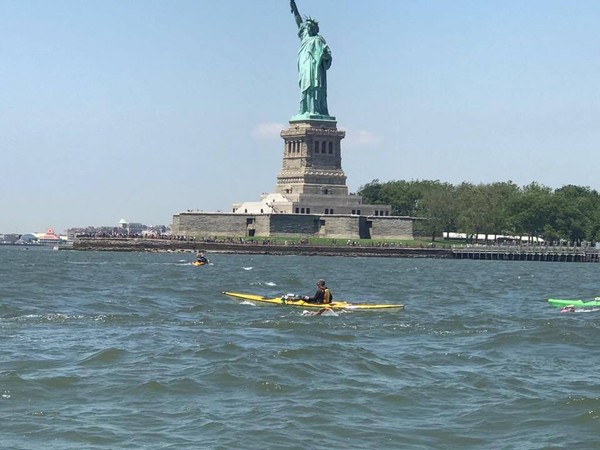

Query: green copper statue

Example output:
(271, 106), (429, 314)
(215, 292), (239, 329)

(290, 0), (334, 120)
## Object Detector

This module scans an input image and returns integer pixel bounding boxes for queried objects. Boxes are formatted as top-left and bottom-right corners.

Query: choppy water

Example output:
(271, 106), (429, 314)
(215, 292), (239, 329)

(1, 246), (599, 449)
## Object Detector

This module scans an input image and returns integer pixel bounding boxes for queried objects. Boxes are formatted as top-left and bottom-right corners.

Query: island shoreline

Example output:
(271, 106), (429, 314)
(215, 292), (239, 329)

(71, 238), (452, 258)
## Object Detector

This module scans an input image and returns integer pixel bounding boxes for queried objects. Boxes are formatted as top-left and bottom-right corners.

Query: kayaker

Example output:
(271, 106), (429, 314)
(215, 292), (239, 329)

(303, 279), (333, 304)
(195, 251), (209, 265)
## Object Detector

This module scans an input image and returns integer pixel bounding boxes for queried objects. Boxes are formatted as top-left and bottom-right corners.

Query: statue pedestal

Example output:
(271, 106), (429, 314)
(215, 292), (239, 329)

(276, 119), (347, 200)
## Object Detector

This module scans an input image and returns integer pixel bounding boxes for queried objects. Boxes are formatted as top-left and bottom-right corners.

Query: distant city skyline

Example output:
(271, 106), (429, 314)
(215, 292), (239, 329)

(1, 0), (599, 234)
(0, 219), (169, 236)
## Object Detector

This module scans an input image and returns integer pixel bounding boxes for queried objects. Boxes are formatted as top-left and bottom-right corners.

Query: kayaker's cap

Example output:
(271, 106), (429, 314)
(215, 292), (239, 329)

(317, 279), (325, 286)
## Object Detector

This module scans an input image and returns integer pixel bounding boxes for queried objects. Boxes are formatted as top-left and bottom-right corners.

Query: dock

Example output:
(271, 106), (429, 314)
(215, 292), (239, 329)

(451, 245), (600, 262)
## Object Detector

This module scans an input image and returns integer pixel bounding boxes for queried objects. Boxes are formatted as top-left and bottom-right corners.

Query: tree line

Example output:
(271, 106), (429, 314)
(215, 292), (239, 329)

(357, 180), (600, 244)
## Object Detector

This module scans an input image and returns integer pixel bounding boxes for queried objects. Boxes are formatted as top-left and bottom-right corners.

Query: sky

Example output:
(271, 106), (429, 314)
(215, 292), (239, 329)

(1, 0), (599, 234)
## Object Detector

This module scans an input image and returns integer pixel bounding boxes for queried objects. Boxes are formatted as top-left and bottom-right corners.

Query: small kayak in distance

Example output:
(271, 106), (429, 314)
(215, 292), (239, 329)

(222, 291), (404, 310)
(548, 298), (600, 308)
(192, 260), (207, 266)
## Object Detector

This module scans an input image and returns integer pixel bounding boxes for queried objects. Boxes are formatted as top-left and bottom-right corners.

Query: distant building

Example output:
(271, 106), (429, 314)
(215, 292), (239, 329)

(69, 220), (168, 239)
(115, 219), (144, 236)
(127, 222), (145, 236)
(17, 233), (38, 244)
(1, 234), (21, 244)
(35, 228), (62, 245)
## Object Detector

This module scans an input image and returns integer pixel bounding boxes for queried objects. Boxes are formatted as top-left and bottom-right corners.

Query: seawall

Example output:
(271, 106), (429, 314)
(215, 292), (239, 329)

(70, 238), (600, 262)
(71, 238), (452, 258)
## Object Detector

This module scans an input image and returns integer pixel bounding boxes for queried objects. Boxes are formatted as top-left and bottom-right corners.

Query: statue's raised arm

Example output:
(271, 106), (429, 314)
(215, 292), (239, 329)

(290, 0), (302, 28)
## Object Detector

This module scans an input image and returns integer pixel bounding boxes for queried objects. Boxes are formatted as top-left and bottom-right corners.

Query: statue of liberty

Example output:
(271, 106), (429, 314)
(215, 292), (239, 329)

(290, 0), (333, 120)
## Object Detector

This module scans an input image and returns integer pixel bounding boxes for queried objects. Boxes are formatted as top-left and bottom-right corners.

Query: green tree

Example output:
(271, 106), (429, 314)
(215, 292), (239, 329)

(358, 179), (383, 205)
(508, 182), (553, 241)
(553, 185), (600, 244)
(358, 178), (600, 246)
(480, 181), (520, 239)
(358, 179), (425, 216)
(455, 183), (490, 242)
(415, 181), (457, 241)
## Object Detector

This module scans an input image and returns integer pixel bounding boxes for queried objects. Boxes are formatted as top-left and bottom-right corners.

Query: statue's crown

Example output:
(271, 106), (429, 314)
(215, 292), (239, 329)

(304, 16), (319, 32)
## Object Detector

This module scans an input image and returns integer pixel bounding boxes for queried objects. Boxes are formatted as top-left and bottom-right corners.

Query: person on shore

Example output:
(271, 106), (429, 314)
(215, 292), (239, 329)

(303, 279), (333, 304)
(195, 251), (209, 265)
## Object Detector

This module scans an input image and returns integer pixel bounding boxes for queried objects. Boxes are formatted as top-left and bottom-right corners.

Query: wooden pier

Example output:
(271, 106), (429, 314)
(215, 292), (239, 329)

(452, 245), (600, 262)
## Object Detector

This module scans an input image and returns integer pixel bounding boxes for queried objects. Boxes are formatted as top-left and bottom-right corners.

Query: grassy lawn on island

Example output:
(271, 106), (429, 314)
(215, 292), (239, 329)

(232, 236), (457, 248)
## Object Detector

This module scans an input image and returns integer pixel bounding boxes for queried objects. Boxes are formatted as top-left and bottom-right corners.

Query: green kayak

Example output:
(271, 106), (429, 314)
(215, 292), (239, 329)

(547, 298), (600, 308)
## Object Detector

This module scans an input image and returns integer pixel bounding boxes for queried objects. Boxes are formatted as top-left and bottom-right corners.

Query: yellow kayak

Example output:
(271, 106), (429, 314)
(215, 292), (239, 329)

(222, 291), (404, 310)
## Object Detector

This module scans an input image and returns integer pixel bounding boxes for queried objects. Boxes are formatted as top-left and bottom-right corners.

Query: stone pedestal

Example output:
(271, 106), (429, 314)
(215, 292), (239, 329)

(277, 120), (348, 198)
(273, 119), (391, 217)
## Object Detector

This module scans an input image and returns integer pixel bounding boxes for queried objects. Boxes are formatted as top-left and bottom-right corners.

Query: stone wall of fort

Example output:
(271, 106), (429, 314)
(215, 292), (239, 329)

(268, 214), (318, 236)
(172, 212), (414, 240)
(172, 212), (266, 237)
(370, 216), (414, 240)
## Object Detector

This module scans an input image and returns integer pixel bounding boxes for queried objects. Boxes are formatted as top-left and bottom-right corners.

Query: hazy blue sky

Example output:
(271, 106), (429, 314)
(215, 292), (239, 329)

(1, 0), (599, 233)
